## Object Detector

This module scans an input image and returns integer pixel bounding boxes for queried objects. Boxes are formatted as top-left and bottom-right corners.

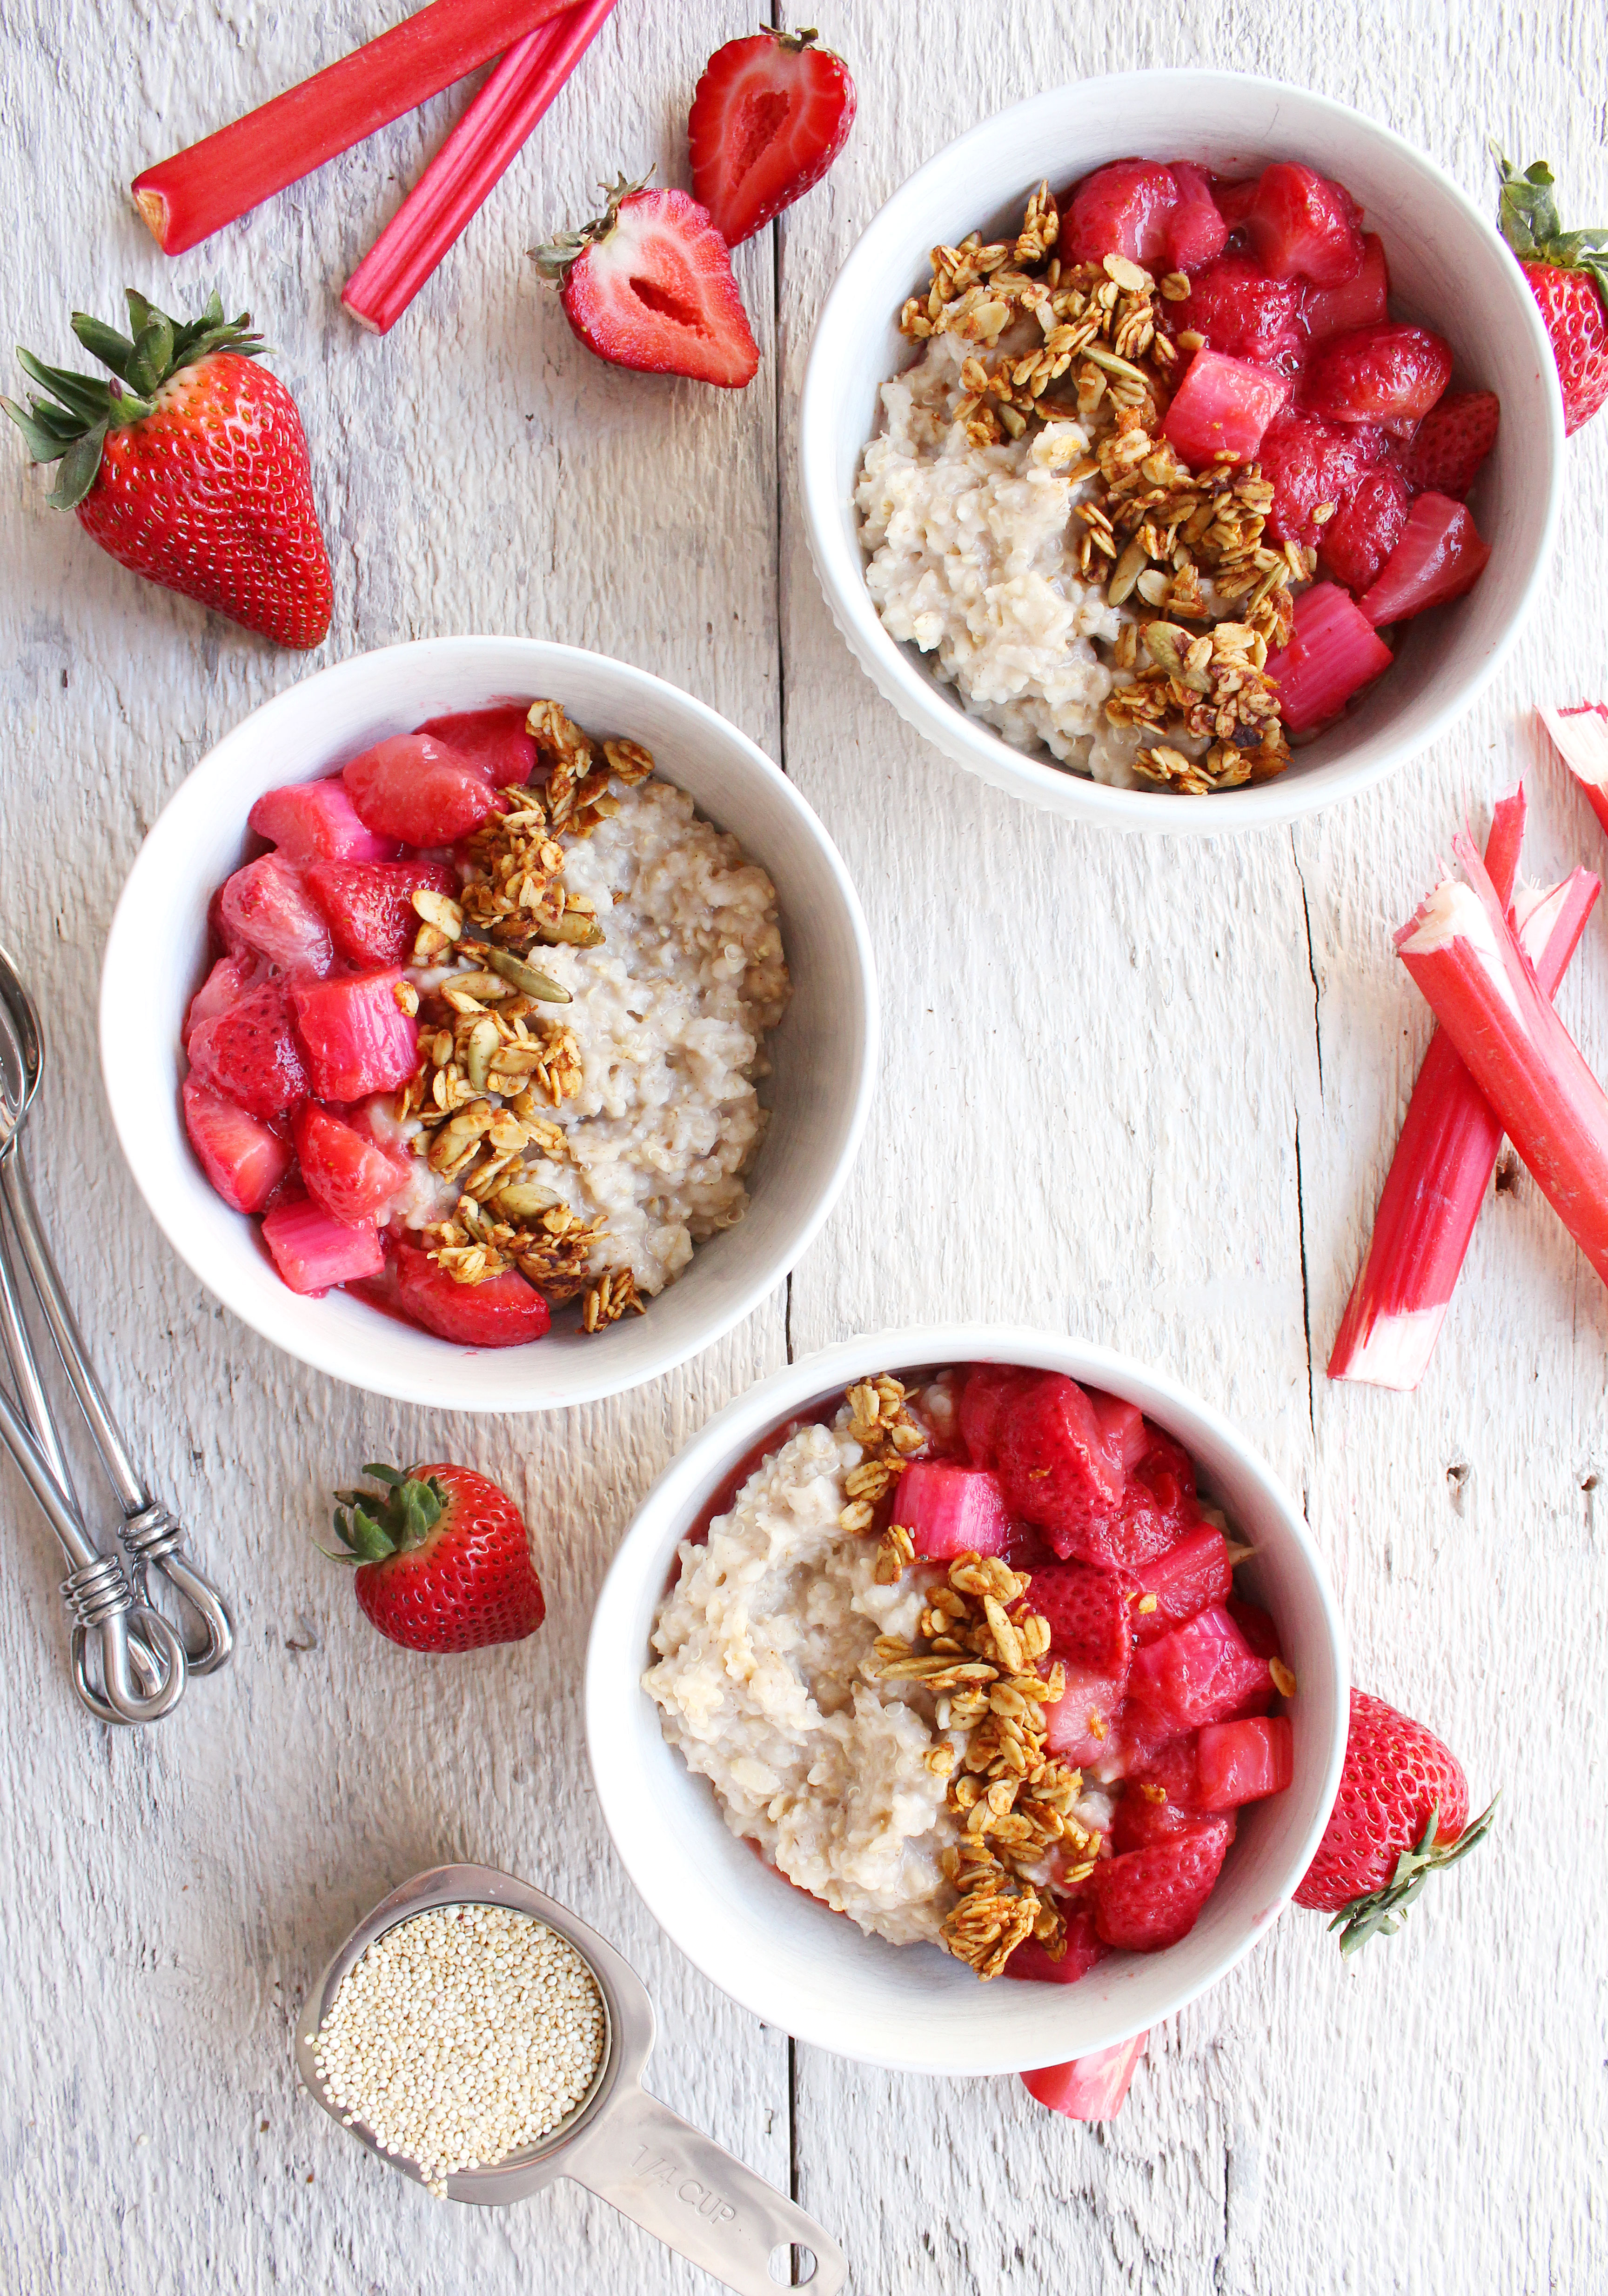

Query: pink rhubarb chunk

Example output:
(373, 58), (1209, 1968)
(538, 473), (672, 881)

(1539, 703), (1608, 842)
(1128, 1522), (1232, 1644)
(248, 779), (400, 863)
(1127, 1603), (1274, 1735)
(1358, 493), (1491, 625)
(261, 1198), (385, 1295)
(1265, 581), (1393, 734)
(1195, 1716), (1294, 1809)
(1301, 230), (1389, 340)
(182, 1078), (291, 1213)
(218, 854), (335, 978)
(342, 733), (499, 846)
(1020, 2032), (1148, 2120)
(1162, 348), (1290, 469)
(889, 1461), (1012, 1559)
(288, 967), (418, 1101)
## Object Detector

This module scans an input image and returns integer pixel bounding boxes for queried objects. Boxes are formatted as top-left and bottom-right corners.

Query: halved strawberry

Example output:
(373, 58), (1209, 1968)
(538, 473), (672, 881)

(1316, 463), (1413, 596)
(1160, 162), (1227, 274)
(1301, 232), (1389, 341)
(1302, 323), (1454, 431)
(1109, 1736), (1204, 1851)
(1175, 255), (1305, 368)
(1357, 493), (1491, 626)
(995, 1373), (1126, 1555)
(1257, 411), (1385, 547)
(247, 779), (399, 865)
(183, 951), (261, 1050)
(294, 1103), (411, 1226)
(1091, 1815), (1234, 1950)
(689, 28), (855, 248)
(1001, 1904), (1108, 1986)
(188, 982), (310, 1118)
(306, 858), (458, 966)
(1065, 159), (1178, 266)
(392, 1240), (552, 1348)
(182, 1077), (292, 1213)
(1401, 389), (1500, 498)
(1032, 1561), (1133, 1680)
(535, 178), (759, 389)
(343, 734), (499, 848)
(218, 854), (334, 979)
(415, 706), (538, 786)
(956, 1363), (1035, 1467)
(1245, 162), (1365, 285)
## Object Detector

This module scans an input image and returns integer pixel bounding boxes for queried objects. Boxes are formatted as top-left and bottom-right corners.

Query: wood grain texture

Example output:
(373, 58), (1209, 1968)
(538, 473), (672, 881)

(0, 0), (1603, 2290)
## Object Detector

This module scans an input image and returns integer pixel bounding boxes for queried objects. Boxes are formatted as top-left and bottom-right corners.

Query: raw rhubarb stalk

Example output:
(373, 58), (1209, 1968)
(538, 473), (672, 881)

(1395, 834), (1608, 1292)
(343, 0), (618, 334)
(132, 0), (573, 256)
(1539, 703), (1608, 841)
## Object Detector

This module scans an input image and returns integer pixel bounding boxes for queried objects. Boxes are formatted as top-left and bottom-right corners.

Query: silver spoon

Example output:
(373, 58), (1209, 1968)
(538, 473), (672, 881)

(0, 942), (233, 1681)
(296, 1862), (846, 2296)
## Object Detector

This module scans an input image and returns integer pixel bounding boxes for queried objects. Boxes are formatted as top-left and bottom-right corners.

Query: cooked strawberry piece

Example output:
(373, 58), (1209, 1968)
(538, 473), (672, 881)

(1043, 1666), (1126, 1765)
(181, 1078), (292, 1213)
(889, 1461), (1011, 1559)
(1128, 1604), (1275, 1735)
(1302, 231), (1389, 340)
(1212, 175), (1259, 229)
(1226, 1595), (1280, 1659)
(957, 1363), (1035, 1467)
(1196, 1715), (1294, 1809)
(1402, 389), (1500, 498)
(1065, 159), (1178, 265)
(294, 1103), (411, 1226)
(1303, 323), (1454, 430)
(188, 983), (310, 1118)
(1002, 1905), (1108, 1986)
(996, 1373), (1126, 1556)
(1358, 493), (1491, 625)
(247, 779), (399, 864)
(207, 881), (242, 960)
(415, 706), (538, 787)
(1128, 1523), (1232, 1645)
(1245, 161), (1365, 284)
(305, 858), (458, 966)
(218, 854), (334, 978)
(1160, 161), (1227, 273)
(688, 27), (857, 247)
(1163, 348), (1291, 468)
(1179, 255), (1306, 368)
(1074, 1428), (1198, 1574)
(1090, 1392), (1148, 1474)
(1317, 463), (1412, 595)
(1265, 580), (1394, 732)
(1110, 1737), (1203, 1852)
(1091, 1815), (1234, 1951)
(1101, 1699), (1183, 1781)
(261, 1197), (384, 1295)
(289, 967), (418, 1101)
(393, 1241), (552, 1346)
(542, 183), (760, 388)
(1032, 1561), (1133, 1679)
(1257, 411), (1386, 547)
(343, 734), (499, 847)
(1019, 2032), (1147, 2120)
(182, 951), (261, 1049)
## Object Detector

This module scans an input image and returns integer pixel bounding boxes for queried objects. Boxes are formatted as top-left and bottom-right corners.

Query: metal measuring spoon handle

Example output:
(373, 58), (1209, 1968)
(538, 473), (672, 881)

(1, 1154), (233, 1672)
(563, 2081), (847, 2296)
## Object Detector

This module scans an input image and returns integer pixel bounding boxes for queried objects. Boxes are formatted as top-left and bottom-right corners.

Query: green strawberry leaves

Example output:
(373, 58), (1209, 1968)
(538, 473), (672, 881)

(326, 1463), (449, 1567)
(1493, 146), (1608, 307)
(1330, 1791), (1501, 1957)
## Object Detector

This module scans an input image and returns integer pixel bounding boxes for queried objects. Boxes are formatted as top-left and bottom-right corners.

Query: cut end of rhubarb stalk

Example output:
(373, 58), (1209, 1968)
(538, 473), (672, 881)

(131, 181), (170, 247)
(339, 288), (385, 337)
(1538, 703), (1608, 839)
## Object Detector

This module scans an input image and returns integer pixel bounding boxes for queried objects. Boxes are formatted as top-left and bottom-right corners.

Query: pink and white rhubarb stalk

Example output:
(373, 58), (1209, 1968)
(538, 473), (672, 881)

(1539, 703), (1608, 841)
(1330, 788), (1600, 1386)
(1019, 2031), (1148, 2119)
(1394, 833), (1608, 1293)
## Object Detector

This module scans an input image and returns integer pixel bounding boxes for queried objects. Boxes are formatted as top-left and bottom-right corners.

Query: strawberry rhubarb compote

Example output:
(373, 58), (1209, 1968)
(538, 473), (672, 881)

(181, 700), (790, 1344)
(857, 161), (1497, 794)
(645, 1365), (1296, 1981)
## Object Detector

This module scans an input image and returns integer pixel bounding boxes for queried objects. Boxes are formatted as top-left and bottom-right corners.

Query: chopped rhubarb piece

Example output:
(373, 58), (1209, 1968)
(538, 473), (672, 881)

(1091, 1815), (1234, 1950)
(1127, 1604), (1274, 1735)
(289, 967), (418, 1101)
(1163, 348), (1290, 469)
(956, 1363), (1035, 1467)
(1091, 1391), (1148, 1473)
(1539, 703), (1608, 841)
(1403, 390), (1501, 499)
(1110, 1737), (1202, 1851)
(1181, 255), (1306, 367)
(306, 858), (459, 966)
(1265, 581), (1393, 734)
(996, 1373), (1125, 1556)
(1065, 159), (1177, 264)
(1301, 230), (1389, 340)
(1043, 1666), (1126, 1765)
(1032, 1561), (1133, 1679)
(1245, 161), (1365, 284)
(1128, 1523), (1232, 1645)
(261, 1197), (384, 1295)
(1002, 1907), (1108, 1986)
(393, 1241), (552, 1346)
(1195, 1716), (1294, 1809)
(1395, 834), (1608, 1292)
(343, 734), (500, 846)
(218, 854), (335, 978)
(182, 1078), (292, 1213)
(1020, 2031), (1147, 2120)
(1358, 493), (1490, 625)
(1258, 412), (1385, 547)
(183, 952), (261, 1049)
(188, 983), (310, 1118)
(414, 705), (540, 785)
(247, 779), (400, 864)
(1317, 464), (1412, 596)
(1160, 162), (1227, 273)
(889, 1461), (1011, 1559)
(1303, 323), (1454, 431)
(294, 1103), (411, 1226)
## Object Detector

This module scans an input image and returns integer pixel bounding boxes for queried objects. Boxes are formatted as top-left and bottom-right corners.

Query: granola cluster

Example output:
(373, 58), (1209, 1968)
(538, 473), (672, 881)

(896, 182), (1309, 790)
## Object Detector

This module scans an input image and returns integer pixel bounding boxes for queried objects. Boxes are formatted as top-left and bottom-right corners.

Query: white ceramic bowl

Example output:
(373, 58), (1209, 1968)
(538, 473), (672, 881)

(100, 639), (878, 1412)
(586, 1327), (1348, 2076)
(800, 71), (1563, 834)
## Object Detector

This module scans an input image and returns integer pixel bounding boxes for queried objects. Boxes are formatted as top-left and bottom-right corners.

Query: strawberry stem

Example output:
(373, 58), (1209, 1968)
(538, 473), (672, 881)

(1492, 144), (1608, 304)
(1329, 1794), (1501, 1956)
(329, 1465), (447, 1563)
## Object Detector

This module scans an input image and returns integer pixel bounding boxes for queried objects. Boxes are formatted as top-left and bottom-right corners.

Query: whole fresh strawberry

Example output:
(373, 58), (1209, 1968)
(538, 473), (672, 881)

(2, 289), (332, 648)
(1294, 1688), (1497, 1953)
(534, 175), (759, 388)
(327, 1462), (546, 1654)
(1494, 147), (1608, 435)
(689, 27), (856, 247)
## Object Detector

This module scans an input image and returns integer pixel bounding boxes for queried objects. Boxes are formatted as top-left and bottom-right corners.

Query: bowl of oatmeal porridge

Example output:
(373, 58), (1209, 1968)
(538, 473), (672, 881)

(100, 639), (877, 1411)
(585, 1327), (1347, 2075)
(799, 72), (1560, 831)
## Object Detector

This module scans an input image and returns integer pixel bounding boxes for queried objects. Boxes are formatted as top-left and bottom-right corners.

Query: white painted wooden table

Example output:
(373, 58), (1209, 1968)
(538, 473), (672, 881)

(3, 4), (1604, 2290)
